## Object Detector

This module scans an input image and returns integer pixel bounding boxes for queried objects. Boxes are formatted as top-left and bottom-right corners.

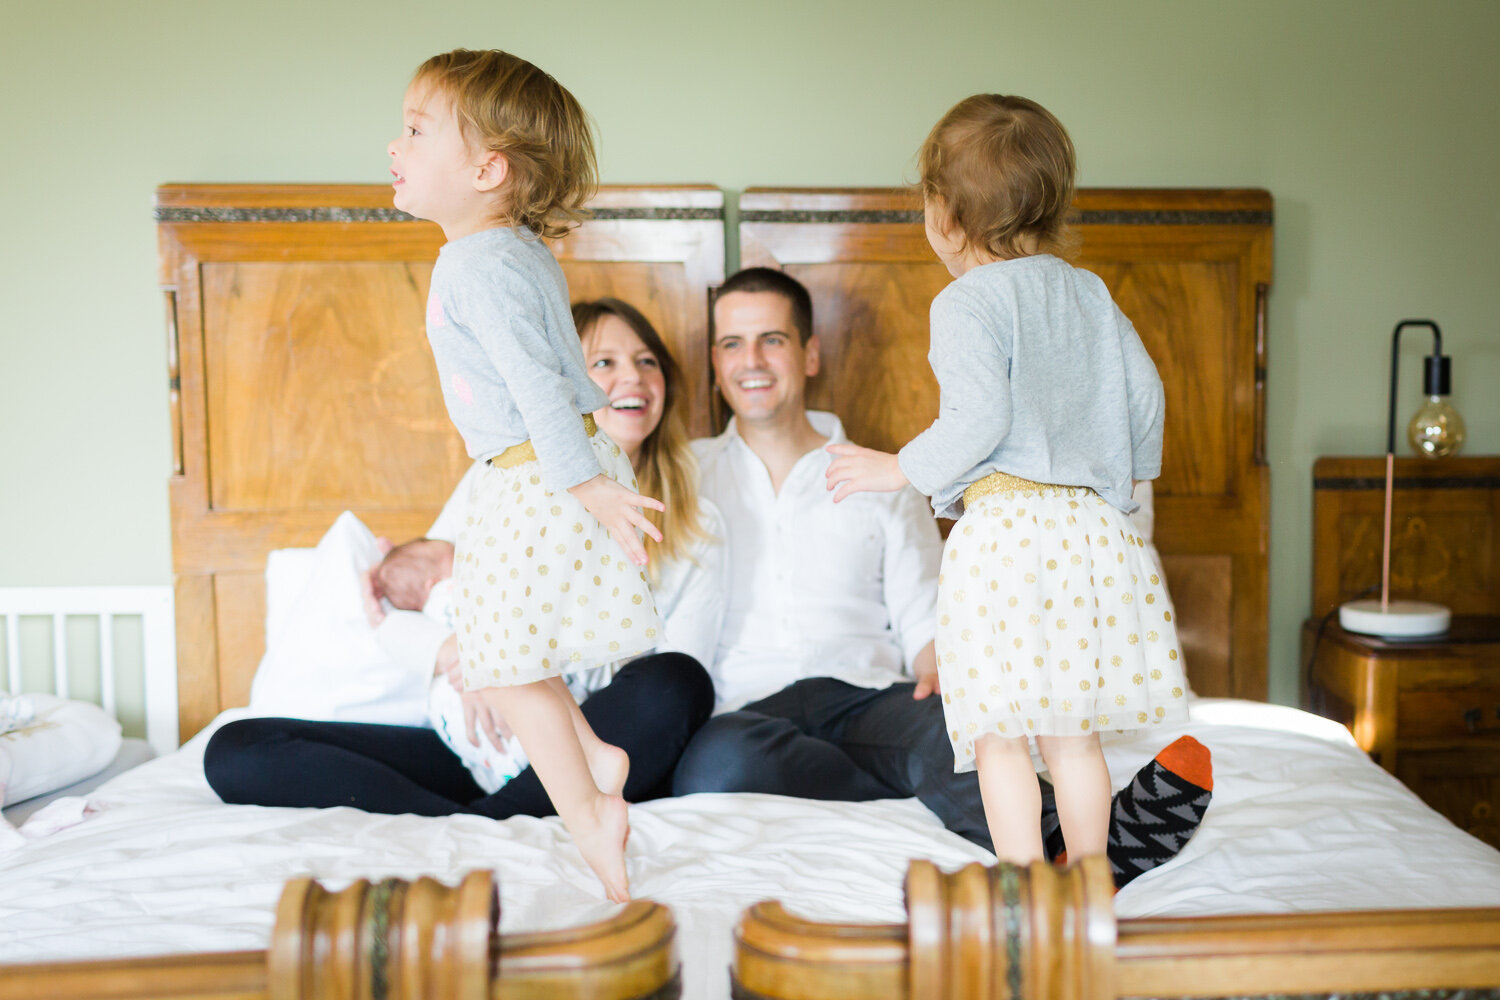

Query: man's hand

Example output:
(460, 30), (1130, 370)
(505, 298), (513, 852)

(462, 688), (514, 752)
(568, 474), (665, 566)
(434, 634), (462, 690)
(911, 641), (942, 700)
(825, 443), (909, 502)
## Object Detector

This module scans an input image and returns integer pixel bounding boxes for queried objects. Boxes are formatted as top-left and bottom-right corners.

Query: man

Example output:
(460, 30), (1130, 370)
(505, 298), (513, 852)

(672, 267), (1212, 887)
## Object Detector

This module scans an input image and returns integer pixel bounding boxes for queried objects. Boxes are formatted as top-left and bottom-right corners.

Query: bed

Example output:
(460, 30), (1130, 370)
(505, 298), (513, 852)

(1, 185), (1498, 1000)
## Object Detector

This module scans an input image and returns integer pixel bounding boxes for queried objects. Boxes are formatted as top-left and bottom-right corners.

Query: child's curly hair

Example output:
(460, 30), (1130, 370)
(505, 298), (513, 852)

(414, 49), (597, 240)
(918, 94), (1077, 260)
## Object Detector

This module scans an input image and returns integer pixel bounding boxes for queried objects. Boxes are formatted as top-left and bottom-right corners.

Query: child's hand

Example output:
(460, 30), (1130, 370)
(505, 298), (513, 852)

(434, 635), (463, 690)
(567, 474), (665, 566)
(911, 641), (942, 700)
(825, 444), (909, 502)
(462, 688), (515, 752)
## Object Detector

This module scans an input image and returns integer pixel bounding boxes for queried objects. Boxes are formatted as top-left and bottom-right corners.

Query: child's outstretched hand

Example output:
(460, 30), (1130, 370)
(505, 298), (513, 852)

(825, 443), (909, 502)
(568, 474), (664, 566)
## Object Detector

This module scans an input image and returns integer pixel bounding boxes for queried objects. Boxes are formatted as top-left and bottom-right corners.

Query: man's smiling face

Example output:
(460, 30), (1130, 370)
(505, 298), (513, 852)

(711, 290), (819, 427)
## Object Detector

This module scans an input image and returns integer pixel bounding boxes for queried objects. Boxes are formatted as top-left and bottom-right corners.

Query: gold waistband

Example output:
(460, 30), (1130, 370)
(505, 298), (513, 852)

(489, 414), (597, 470)
(963, 471), (1076, 507)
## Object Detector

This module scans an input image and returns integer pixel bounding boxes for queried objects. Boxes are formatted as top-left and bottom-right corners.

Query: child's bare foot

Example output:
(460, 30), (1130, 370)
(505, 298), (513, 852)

(574, 794), (631, 903)
(586, 742), (629, 798)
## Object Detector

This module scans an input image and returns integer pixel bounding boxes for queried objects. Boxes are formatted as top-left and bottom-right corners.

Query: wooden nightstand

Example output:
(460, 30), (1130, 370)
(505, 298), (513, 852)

(1307, 456), (1500, 847)
(1305, 615), (1500, 848)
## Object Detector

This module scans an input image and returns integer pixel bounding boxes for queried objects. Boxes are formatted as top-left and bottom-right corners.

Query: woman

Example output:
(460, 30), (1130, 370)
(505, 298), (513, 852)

(204, 299), (725, 818)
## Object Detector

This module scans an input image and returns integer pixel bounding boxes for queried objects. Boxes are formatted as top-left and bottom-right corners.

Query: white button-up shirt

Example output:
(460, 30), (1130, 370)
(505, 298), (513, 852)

(694, 412), (942, 712)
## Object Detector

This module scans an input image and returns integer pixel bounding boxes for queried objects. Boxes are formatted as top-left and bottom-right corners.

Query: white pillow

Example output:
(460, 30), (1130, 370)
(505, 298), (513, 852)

(248, 511), (431, 727)
(0, 694), (122, 807)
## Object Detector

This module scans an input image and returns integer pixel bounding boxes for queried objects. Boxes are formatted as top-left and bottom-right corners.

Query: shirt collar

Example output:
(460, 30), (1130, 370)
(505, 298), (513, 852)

(720, 409), (848, 448)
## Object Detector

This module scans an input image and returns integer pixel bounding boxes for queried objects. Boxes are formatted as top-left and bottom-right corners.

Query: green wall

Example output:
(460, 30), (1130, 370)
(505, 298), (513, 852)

(3, 0), (1496, 706)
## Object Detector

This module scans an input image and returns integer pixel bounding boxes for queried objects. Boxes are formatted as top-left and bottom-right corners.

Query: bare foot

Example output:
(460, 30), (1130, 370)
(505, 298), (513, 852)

(573, 794), (631, 903)
(586, 741), (629, 798)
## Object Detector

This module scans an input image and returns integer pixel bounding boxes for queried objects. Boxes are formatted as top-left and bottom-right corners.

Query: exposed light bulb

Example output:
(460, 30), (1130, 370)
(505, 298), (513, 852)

(1406, 351), (1465, 458)
(1408, 395), (1466, 457)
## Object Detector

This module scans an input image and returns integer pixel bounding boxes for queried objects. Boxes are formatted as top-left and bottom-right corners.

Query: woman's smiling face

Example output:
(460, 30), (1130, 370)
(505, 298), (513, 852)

(582, 313), (666, 463)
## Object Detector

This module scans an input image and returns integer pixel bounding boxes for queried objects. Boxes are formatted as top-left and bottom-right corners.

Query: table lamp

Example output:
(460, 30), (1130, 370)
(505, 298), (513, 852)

(1338, 319), (1454, 638)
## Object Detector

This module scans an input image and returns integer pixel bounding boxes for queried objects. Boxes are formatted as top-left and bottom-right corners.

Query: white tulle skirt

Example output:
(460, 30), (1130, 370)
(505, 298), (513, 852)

(936, 476), (1188, 773)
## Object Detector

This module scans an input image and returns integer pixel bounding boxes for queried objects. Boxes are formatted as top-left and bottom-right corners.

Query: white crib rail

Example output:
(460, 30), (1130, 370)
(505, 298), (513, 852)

(0, 586), (179, 756)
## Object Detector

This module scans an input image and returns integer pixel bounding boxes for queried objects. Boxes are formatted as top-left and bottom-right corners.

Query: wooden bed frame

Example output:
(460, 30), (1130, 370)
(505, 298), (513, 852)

(6, 184), (1498, 998)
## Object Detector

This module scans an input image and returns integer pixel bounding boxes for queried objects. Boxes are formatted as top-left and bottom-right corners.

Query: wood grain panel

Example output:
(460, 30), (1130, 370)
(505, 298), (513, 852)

(202, 261), (466, 512)
(1311, 456), (1500, 617)
(173, 574), (219, 743)
(1159, 554), (1232, 696)
(160, 184), (724, 741)
(789, 261), (949, 453)
(739, 188), (1272, 700)
(1087, 261), (1235, 497)
(212, 572), (265, 712)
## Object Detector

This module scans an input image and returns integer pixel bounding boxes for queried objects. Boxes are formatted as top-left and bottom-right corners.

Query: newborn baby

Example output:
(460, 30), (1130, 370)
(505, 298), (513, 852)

(369, 538), (529, 793)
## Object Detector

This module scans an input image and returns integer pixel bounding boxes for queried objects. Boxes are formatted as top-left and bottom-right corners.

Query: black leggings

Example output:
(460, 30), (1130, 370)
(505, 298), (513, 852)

(204, 652), (714, 819)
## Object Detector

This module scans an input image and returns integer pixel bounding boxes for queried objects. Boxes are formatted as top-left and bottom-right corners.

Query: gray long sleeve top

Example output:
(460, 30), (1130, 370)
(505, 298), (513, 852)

(425, 227), (610, 493)
(896, 254), (1164, 519)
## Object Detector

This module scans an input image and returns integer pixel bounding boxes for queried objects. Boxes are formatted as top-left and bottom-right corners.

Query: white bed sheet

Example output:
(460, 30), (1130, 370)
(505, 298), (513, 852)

(3, 698), (1499, 1000)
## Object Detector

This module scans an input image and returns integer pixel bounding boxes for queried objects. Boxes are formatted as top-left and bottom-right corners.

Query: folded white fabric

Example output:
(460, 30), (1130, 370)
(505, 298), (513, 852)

(248, 511), (432, 727)
(1, 694), (37, 735)
(0, 693), (121, 808)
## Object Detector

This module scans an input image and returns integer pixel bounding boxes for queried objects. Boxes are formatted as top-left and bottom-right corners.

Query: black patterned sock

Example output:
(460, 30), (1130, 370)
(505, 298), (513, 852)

(1043, 735), (1213, 888)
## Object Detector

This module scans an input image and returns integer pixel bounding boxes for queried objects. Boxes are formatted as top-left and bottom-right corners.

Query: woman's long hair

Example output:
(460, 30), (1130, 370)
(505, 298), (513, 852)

(573, 298), (710, 581)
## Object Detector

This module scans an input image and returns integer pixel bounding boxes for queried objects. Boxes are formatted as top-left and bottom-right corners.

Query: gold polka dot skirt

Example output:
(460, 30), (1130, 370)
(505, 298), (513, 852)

(454, 430), (663, 689)
(936, 487), (1188, 773)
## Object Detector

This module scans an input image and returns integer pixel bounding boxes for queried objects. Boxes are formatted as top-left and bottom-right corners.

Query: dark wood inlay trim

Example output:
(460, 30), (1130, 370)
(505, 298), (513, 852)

(739, 208), (1273, 226)
(1315, 476), (1500, 491)
(154, 206), (724, 223)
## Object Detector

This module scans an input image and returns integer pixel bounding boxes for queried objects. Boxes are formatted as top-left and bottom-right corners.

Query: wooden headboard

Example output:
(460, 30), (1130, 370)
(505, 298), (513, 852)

(157, 184), (724, 740)
(158, 183), (1271, 742)
(739, 188), (1273, 701)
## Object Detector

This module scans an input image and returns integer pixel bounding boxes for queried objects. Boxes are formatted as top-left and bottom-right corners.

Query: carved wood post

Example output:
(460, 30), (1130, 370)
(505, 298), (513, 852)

(267, 870), (498, 1000)
(905, 857), (1115, 1000)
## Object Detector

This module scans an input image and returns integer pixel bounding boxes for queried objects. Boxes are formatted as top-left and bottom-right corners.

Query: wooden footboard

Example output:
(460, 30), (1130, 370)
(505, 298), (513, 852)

(733, 859), (1500, 1000)
(0, 871), (679, 1000)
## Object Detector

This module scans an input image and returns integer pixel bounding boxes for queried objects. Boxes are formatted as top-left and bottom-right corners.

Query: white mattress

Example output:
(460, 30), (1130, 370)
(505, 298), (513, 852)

(2, 698), (1499, 1000)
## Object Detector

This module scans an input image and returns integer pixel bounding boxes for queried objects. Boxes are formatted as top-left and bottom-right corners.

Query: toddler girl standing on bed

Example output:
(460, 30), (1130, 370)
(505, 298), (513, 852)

(388, 48), (663, 902)
(825, 94), (1188, 868)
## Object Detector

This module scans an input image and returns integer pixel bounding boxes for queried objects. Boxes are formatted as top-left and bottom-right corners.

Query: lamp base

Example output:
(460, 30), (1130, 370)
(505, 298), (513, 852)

(1339, 599), (1451, 638)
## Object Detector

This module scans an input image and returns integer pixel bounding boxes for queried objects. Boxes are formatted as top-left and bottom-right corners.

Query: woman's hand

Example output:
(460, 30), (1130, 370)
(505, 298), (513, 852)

(360, 567), (387, 626)
(360, 537), (395, 627)
(567, 474), (664, 566)
(433, 635), (462, 690)
(824, 444), (909, 502)
(462, 688), (514, 752)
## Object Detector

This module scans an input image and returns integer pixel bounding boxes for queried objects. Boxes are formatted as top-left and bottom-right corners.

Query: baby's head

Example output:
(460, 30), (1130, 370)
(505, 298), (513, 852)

(918, 94), (1076, 261)
(371, 538), (455, 612)
(407, 48), (597, 239)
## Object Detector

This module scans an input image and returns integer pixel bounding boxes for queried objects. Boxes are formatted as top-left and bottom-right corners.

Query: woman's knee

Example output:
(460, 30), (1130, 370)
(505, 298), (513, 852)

(622, 651), (715, 726)
(203, 718), (290, 802)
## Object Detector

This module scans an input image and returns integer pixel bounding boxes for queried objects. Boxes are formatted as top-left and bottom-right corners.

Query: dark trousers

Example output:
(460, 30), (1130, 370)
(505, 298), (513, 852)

(205, 652), (714, 819)
(672, 677), (1059, 855)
